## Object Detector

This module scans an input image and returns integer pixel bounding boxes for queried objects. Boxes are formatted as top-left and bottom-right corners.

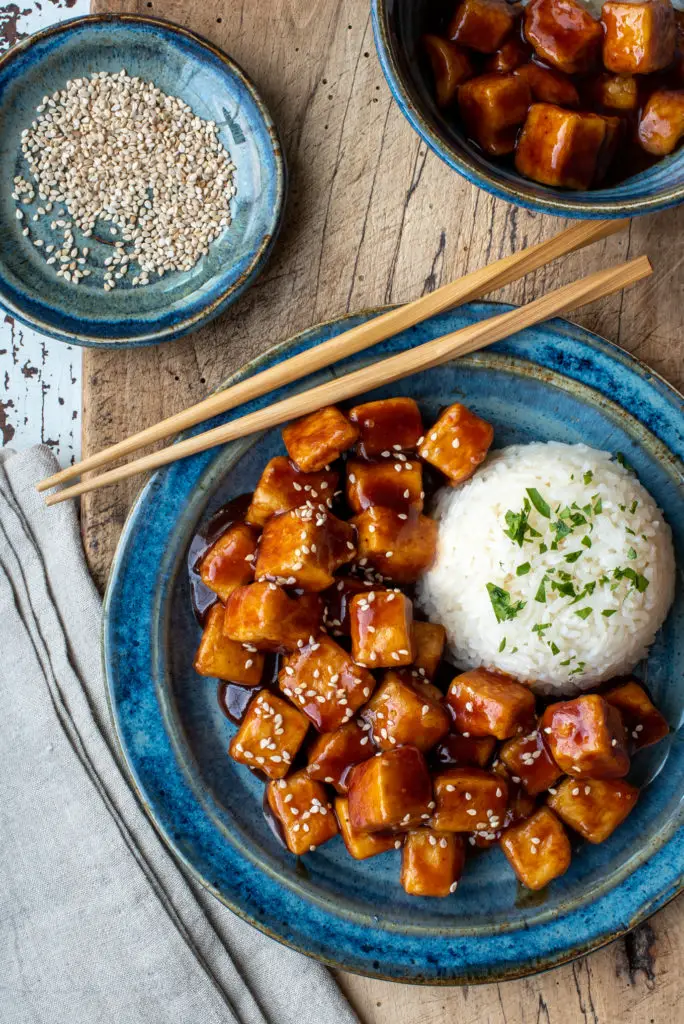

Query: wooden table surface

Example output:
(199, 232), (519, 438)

(84, 1), (684, 1020)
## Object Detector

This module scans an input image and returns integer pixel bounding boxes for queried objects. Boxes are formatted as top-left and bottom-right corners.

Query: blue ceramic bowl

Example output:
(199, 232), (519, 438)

(372, 0), (684, 219)
(0, 15), (285, 347)
(103, 304), (684, 983)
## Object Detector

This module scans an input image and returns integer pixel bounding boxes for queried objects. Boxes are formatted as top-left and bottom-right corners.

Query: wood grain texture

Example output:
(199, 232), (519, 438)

(84, 1), (684, 1019)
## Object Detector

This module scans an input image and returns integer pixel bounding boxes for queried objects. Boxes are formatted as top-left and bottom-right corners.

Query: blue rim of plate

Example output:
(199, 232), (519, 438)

(103, 304), (684, 984)
(370, 0), (684, 219)
(0, 14), (286, 347)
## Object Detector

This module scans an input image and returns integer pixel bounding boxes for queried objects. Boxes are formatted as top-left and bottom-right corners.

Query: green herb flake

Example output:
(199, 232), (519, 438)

(551, 519), (572, 542)
(532, 622), (551, 634)
(593, 497), (603, 515)
(486, 584), (526, 623)
(581, 536), (592, 549)
(636, 573), (649, 592)
(549, 641), (560, 655)
(539, 542), (548, 555)
(616, 452), (635, 473)
(602, 609), (617, 618)
(565, 551), (583, 564)
(551, 579), (576, 599)
(526, 487), (551, 519)
(575, 607), (592, 620)
(498, 637), (506, 652)
(583, 470), (593, 485)
(534, 576), (548, 604)
(627, 547), (637, 560)
(630, 500), (639, 514)
(516, 562), (531, 576)
(626, 526), (636, 536)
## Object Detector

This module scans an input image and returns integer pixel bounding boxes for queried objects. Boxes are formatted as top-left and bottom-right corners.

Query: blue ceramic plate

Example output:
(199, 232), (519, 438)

(0, 15), (285, 347)
(104, 304), (684, 984)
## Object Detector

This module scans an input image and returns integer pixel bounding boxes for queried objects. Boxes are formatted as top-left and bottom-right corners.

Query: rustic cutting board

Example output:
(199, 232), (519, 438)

(84, 0), (684, 1019)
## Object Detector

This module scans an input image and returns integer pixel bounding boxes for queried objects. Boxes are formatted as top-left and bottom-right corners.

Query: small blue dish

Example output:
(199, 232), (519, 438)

(0, 15), (285, 347)
(372, 0), (684, 219)
(103, 305), (684, 983)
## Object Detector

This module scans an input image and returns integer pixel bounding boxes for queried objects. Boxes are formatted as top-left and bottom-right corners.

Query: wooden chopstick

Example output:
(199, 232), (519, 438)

(44, 255), (651, 507)
(37, 218), (628, 493)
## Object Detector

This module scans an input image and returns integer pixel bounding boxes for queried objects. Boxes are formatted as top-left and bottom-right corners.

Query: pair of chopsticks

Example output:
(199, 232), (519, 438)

(40, 218), (649, 506)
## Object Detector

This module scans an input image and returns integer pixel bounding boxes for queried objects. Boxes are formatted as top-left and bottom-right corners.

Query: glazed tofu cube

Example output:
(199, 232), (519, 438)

(346, 457), (423, 515)
(540, 694), (630, 779)
(224, 582), (321, 652)
(431, 767), (508, 832)
(501, 807), (571, 890)
(433, 732), (498, 769)
(448, 0), (517, 53)
(419, 403), (494, 485)
(198, 522), (258, 602)
(246, 457), (339, 527)
(307, 721), (373, 792)
(254, 507), (355, 592)
(279, 635), (375, 732)
(513, 63), (579, 107)
(458, 73), (531, 156)
(447, 668), (536, 740)
(194, 603), (265, 685)
(349, 397), (424, 458)
(360, 670), (450, 752)
(524, 0), (602, 73)
(485, 36), (533, 73)
(500, 728), (562, 796)
(411, 621), (446, 682)
(422, 35), (476, 107)
(515, 104), (614, 189)
(347, 745), (433, 832)
(602, 0), (675, 74)
(267, 772), (338, 854)
(604, 680), (669, 750)
(548, 777), (639, 843)
(322, 576), (374, 635)
(350, 590), (415, 668)
(593, 73), (639, 113)
(230, 691), (309, 779)
(335, 797), (397, 860)
(282, 405), (359, 473)
(353, 508), (438, 583)
(401, 831), (466, 896)
(638, 90), (684, 155)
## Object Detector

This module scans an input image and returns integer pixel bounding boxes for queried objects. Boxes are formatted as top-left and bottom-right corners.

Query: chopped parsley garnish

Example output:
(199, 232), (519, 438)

(583, 470), (593, 485)
(551, 519), (572, 542)
(498, 637), (506, 652)
(534, 576), (548, 603)
(627, 547), (637, 560)
(593, 497), (603, 515)
(575, 607), (592, 620)
(551, 578), (576, 599)
(516, 562), (531, 576)
(569, 662), (586, 676)
(526, 487), (551, 519)
(486, 584), (526, 623)
(549, 641), (560, 656)
(539, 542), (548, 554)
(503, 499), (538, 547)
(602, 609), (617, 617)
(565, 551), (583, 563)
(614, 566), (649, 592)
(532, 622), (551, 634)
(581, 536), (592, 549)
(630, 500), (638, 514)
(616, 452), (635, 473)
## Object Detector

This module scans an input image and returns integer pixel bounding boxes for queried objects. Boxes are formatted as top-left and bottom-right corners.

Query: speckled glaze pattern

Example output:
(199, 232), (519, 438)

(103, 304), (684, 984)
(0, 14), (286, 346)
(371, 0), (684, 219)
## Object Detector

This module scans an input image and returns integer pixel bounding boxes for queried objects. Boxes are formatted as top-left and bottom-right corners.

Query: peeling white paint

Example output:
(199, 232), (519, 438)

(0, 0), (89, 468)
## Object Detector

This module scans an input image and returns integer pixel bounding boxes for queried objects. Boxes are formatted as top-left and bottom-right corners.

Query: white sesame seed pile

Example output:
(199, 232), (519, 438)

(17, 69), (236, 289)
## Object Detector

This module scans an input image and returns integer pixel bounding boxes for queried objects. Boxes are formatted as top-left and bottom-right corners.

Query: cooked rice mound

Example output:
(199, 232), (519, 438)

(417, 443), (675, 695)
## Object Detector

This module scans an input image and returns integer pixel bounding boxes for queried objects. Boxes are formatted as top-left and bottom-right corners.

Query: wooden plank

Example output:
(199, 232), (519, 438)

(84, 1), (684, 1019)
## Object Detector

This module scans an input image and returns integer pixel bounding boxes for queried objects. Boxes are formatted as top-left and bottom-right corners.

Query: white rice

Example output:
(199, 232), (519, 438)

(417, 442), (675, 696)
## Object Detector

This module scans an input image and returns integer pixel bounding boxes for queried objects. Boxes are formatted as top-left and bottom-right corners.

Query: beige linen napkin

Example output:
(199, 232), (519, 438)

(0, 446), (358, 1024)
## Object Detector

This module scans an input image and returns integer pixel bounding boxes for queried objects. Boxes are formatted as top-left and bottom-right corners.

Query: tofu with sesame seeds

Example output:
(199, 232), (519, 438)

(360, 670), (450, 752)
(245, 457), (339, 527)
(350, 590), (415, 668)
(500, 729), (562, 796)
(419, 403), (493, 486)
(278, 635), (376, 732)
(347, 745), (433, 832)
(345, 457), (424, 515)
(447, 668), (536, 740)
(431, 767), (508, 832)
(223, 582), (321, 652)
(267, 772), (338, 855)
(401, 830), (465, 897)
(411, 621), (446, 682)
(540, 694), (630, 779)
(432, 732), (497, 769)
(198, 522), (258, 602)
(353, 507), (438, 583)
(254, 506), (356, 592)
(335, 796), (397, 859)
(282, 405), (359, 473)
(307, 722), (374, 793)
(322, 576), (374, 635)
(547, 776), (639, 844)
(604, 681), (669, 751)
(348, 397), (423, 458)
(501, 807), (571, 890)
(229, 692), (309, 780)
(194, 603), (265, 685)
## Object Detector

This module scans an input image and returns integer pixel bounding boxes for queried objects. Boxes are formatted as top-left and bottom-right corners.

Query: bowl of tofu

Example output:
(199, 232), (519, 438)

(103, 303), (684, 983)
(372, 0), (684, 217)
